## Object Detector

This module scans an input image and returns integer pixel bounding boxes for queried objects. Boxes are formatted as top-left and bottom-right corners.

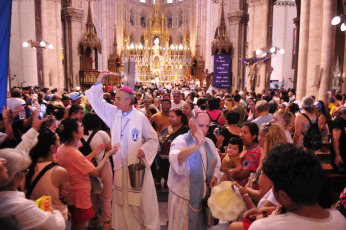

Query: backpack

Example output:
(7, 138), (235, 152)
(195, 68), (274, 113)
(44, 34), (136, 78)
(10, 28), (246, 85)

(301, 114), (322, 150)
(79, 130), (99, 166)
(206, 112), (221, 144)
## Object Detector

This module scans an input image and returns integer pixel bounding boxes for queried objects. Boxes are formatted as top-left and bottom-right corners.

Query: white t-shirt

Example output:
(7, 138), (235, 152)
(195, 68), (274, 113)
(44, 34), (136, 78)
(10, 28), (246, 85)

(0, 132), (6, 145)
(249, 209), (346, 230)
(170, 101), (185, 110)
(83, 130), (111, 164)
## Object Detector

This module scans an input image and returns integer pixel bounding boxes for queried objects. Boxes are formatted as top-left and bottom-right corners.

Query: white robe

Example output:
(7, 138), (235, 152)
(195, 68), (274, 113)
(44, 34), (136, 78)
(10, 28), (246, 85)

(167, 134), (221, 230)
(86, 84), (160, 230)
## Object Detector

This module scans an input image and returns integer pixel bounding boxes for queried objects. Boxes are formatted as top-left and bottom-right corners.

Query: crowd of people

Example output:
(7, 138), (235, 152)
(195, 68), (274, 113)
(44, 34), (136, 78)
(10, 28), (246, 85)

(0, 72), (346, 230)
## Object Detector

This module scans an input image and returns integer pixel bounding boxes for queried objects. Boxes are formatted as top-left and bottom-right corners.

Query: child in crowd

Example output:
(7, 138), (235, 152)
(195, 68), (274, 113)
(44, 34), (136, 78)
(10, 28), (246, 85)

(220, 137), (243, 182)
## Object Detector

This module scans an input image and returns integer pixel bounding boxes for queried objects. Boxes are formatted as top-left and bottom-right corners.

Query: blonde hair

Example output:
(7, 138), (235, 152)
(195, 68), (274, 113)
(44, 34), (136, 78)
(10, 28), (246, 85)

(260, 122), (287, 162)
(274, 110), (293, 129)
(255, 100), (269, 113)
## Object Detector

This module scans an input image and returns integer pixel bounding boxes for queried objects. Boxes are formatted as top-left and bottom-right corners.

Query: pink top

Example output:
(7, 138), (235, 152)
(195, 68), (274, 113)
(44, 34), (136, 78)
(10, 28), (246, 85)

(207, 109), (224, 126)
(30, 162), (68, 220)
(58, 145), (94, 209)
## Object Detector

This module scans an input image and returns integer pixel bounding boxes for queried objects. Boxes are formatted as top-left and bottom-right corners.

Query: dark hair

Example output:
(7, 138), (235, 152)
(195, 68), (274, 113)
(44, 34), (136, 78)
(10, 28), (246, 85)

(161, 99), (171, 104)
(335, 94), (342, 101)
(226, 110), (240, 125)
(82, 112), (101, 135)
(197, 98), (207, 108)
(26, 128), (58, 190)
(186, 102), (194, 110)
(288, 103), (300, 115)
(46, 104), (65, 120)
(269, 100), (278, 114)
(208, 97), (220, 110)
(280, 96), (289, 103)
(56, 117), (79, 144)
(242, 122), (259, 143)
(262, 143), (330, 206)
(170, 109), (188, 125)
(148, 107), (158, 115)
(233, 94), (241, 102)
(289, 88), (296, 95)
(222, 109), (229, 117)
(68, 104), (84, 117)
(227, 137), (243, 152)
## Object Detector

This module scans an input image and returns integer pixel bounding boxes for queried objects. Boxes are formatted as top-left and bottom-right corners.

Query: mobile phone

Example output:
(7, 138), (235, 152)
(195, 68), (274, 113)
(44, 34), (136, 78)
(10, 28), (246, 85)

(38, 111), (44, 120)
(40, 104), (47, 117)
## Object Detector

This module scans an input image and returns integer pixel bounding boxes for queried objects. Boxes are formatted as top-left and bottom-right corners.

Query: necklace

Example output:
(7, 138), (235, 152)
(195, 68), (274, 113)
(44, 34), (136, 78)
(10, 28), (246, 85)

(121, 117), (130, 137)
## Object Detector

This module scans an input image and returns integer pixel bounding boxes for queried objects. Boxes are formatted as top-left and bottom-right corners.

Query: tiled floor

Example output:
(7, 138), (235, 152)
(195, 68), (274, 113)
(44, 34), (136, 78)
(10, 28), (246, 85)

(85, 192), (229, 230)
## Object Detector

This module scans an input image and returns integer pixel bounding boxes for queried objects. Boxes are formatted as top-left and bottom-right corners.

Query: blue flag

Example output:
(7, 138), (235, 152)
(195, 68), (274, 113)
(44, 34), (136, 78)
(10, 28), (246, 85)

(0, 0), (12, 113)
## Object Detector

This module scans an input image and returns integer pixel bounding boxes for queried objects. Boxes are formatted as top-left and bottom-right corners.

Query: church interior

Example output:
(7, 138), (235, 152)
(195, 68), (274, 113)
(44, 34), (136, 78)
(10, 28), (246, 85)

(8, 0), (346, 102)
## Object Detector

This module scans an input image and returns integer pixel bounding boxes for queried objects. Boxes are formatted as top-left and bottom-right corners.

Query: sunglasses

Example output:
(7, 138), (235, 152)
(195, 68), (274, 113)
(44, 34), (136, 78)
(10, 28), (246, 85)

(265, 122), (272, 133)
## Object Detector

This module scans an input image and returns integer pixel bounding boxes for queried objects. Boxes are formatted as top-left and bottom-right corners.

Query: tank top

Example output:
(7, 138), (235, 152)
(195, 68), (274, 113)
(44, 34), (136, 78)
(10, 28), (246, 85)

(30, 162), (68, 220)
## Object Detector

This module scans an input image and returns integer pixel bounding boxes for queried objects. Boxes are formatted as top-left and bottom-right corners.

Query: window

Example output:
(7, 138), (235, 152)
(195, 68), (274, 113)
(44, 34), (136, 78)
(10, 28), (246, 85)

(168, 17), (173, 28)
(140, 16), (146, 27)
(167, 0), (173, 3)
(140, 0), (145, 3)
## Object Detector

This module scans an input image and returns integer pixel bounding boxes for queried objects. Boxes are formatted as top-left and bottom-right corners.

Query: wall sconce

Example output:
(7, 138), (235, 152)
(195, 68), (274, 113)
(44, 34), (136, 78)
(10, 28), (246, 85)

(255, 47), (284, 56)
(332, 15), (346, 31)
(23, 39), (53, 49)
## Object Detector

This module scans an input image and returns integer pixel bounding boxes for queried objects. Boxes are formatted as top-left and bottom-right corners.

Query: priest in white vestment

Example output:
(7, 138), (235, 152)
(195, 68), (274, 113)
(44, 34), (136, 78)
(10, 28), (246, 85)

(167, 112), (221, 230)
(85, 72), (160, 230)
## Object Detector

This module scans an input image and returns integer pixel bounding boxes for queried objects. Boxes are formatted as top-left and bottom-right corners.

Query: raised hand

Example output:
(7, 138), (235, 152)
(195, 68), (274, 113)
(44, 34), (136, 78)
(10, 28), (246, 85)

(189, 118), (205, 147)
(97, 71), (111, 82)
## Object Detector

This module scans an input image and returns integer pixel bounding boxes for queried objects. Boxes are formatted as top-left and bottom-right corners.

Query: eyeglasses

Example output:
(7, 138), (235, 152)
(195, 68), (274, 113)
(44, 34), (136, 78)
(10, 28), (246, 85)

(265, 122), (272, 133)
(19, 168), (29, 175)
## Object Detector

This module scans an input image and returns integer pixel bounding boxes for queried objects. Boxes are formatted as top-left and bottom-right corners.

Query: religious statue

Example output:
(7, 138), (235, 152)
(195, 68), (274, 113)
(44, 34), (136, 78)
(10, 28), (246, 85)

(244, 57), (267, 92)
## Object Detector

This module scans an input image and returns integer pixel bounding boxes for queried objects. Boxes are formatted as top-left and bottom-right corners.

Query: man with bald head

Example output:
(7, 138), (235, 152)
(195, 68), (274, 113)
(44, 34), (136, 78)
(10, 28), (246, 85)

(167, 112), (221, 230)
(85, 71), (160, 230)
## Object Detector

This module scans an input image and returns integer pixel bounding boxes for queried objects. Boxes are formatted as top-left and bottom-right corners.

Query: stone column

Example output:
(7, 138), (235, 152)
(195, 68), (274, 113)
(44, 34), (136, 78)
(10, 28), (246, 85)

(257, 0), (269, 92)
(101, 0), (108, 70)
(62, 7), (83, 91)
(318, 0), (336, 103)
(228, 10), (248, 92)
(305, 0), (323, 98)
(40, 0), (64, 90)
(296, 0), (310, 100)
(247, 1), (255, 91)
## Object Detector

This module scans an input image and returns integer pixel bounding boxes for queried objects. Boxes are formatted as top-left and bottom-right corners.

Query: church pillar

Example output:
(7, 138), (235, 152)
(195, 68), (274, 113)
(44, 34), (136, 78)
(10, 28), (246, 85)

(305, 0), (323, 98)
(296, 0), (310, 100)
(62, 7), (83, 91)
(247, 0), (273, 93)
(228, 10), (248, 92)
(258, 0), (269, 92)
(40, 0), (64, 90)
(318, 0), (336, 103)
(247, 2), (255, 91)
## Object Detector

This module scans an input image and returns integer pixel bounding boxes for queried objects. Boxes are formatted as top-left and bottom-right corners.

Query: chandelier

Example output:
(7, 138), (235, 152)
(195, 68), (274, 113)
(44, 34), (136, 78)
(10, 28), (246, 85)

(22, 39), (54, 49)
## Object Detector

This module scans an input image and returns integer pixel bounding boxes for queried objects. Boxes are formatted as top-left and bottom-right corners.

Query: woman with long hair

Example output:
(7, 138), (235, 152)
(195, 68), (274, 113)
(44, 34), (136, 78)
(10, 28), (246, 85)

(228, 122), (288, 230)
(82, 112), (114, 229)
(246, 98), (256, 121)
(56, 117), (118, 230)
(158, 109), (189, 191)
(272, 110), (293, 143)
(316, 100), (332, 143)
(25, 128), (70, 220)
(215, 110), (241, 153)
(232, 122), (262, 187)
